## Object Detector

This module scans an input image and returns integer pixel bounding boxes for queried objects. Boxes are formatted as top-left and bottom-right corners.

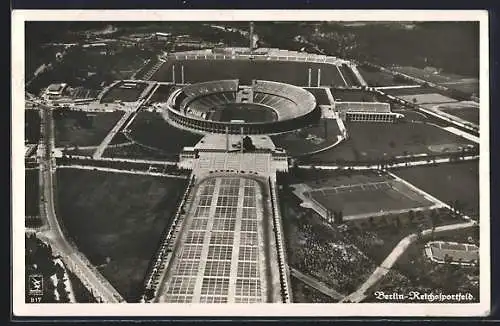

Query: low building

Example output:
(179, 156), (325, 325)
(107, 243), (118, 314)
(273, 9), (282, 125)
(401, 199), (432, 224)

(334, 101), (403, 123)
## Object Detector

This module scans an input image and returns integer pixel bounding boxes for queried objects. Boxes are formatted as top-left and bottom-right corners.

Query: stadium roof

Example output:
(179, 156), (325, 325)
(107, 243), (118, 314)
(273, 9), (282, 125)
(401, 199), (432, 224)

(338, 102), (392, 113)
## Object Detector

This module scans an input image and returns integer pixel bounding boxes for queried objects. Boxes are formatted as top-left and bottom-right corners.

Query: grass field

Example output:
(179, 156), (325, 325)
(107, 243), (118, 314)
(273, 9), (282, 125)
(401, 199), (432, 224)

(127, 112), (203, 156)
(307, 179), (433, 217)
(55, 169), (188, 302)
(357, 66), (417, 87)
(271, 118), (341, 156)
(25, 169), (39, 217)
(303, 88), (331, 105)
(209, 103), (278, 122)
(100, 82), (148, 103)
(330, 88), (384, 102)
(393, 161), (479, 218)
(382, 86), (439, 97)
(25, 110), (41, 144)
(392, 66), (479, 96)
(306, 121), (474, 163)
(152, 59), (346, 87)
(438, 104), (479, 125)
(54, 110), (124, 147)
(339, 64), (360, 87)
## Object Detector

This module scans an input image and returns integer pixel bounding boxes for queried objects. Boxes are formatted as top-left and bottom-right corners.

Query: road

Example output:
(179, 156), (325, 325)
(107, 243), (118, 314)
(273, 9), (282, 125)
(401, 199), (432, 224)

(289, 267), (344, 300)
(37, 106), (124, 303)
(92, 109), (136, 159)
(57, 164), (188, 179)
(341, 220), (477, 303)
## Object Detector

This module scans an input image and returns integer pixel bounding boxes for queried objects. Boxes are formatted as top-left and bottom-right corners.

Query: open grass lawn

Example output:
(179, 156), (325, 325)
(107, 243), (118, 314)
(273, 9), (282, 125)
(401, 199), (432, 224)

(25, 169), (39, 217)
(306, 121), (474, 163)
(393, 161), (479, 218)
(152, 59), (346, 87)
(440, 107), (479, 125)
(128, 112), (203, 154)
(25, 110), (41, 143)
(330, 88), (385, 102)
(54, 110), (124, 147)
(357, 66), (417, 87)
(271, 119), (341, 156)
(55, 169), (188, 302)
(383, 86), (439, 97)
(100, 82), (148, 103)
(303, 88), (331, 105)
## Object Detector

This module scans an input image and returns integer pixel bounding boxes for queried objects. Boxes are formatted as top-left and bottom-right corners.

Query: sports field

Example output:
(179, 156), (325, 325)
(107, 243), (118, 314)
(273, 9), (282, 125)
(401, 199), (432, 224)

(209, 103), (278, 122)
(127, 112), (203, 155)
(393, 160), (479, 218)
(55, 168), (188, 302)
(299, 172), (434, 218)
(151, 59), (346, 87)
(25, 110), (41, 143)
(100, 82), (148, 103)
(425, 241), (478, 265)
(53, 110), (125, 147)
(271, 118), (342, 156)
(307, 121), (474, 163)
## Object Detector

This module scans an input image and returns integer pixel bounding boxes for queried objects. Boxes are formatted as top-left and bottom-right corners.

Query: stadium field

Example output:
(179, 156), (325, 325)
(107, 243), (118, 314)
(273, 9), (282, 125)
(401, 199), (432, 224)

(271, 118), (341, 156)
(426, 241), (478, 265)
(100, 81), (148, 103)
(25, 110), (41, 143)
(393, 161), (479, 218)
(304, 88), (331, 105)
(55, 168), (188, 302)
(25, 169), (39, 217)
(209, 103), (278, 122)
(151, 59), (346, 87)
(127, 112), (203, 155)
(302, 173), (433, 217)
(307, 121), (474, 163)
(330, 88), (383, 102)
(53, 110), (125, 147)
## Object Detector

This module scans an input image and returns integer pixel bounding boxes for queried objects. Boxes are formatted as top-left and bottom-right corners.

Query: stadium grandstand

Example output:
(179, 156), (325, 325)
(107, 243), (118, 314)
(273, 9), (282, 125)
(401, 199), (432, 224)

(425, 241), (479, 267)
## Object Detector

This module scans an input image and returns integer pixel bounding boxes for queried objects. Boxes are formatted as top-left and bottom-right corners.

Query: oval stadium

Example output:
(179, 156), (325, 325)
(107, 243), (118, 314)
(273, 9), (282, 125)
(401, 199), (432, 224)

(163, 79), (319, 135)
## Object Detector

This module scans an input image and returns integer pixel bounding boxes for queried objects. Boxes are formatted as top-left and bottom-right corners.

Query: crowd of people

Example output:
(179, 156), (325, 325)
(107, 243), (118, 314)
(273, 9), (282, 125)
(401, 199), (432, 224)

(291, 214), (377, 295)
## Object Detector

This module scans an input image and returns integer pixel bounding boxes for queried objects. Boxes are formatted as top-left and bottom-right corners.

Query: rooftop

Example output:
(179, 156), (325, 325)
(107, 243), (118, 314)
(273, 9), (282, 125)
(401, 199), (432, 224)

(194, 134), (276, 151)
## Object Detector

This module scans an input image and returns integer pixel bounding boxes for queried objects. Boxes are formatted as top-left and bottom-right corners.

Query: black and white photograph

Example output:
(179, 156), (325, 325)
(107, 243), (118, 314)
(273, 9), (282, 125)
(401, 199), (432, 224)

(12, 10), (490, 317)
